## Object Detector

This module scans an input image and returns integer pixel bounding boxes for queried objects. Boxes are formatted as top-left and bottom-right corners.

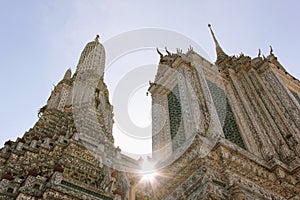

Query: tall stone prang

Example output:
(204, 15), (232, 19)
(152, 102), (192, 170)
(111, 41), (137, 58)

(0, 36), (131, 200)
(72, 35), (115, 157)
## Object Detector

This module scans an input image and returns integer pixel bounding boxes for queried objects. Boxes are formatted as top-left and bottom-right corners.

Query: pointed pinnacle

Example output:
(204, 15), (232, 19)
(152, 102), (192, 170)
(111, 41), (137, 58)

(63, 68), (72, 80)
(208, 24), (228, 64)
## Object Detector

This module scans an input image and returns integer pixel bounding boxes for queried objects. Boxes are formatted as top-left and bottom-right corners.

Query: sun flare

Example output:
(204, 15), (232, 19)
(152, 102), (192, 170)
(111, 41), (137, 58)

(140, 159), (158, 183)
(141, 172), (157, 182)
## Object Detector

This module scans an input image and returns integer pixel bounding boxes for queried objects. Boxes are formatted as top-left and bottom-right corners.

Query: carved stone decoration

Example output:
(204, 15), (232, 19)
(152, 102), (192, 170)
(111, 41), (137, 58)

(50, 172), (63, 185)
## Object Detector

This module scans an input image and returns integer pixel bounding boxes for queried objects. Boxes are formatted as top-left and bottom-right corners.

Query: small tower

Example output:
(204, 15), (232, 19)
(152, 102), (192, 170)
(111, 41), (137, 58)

(45, 68), (73, 112)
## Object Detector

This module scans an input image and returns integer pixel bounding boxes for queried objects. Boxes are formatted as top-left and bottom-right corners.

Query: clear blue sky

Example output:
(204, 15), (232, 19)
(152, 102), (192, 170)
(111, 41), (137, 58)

(0, 0), (299, 157)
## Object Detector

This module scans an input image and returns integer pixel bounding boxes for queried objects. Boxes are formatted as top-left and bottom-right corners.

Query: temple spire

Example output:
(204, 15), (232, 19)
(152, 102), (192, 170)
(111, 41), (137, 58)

(208, 24), (228, 64)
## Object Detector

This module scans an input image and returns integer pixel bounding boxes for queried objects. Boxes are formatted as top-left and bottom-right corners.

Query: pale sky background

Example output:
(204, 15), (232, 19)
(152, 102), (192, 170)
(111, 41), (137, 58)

(0, 0), (299, 159)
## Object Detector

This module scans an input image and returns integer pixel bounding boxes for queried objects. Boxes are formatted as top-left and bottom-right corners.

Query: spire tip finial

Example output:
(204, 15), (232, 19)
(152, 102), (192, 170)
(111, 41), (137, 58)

(208, 24), (228, 64)
(95, 34), (100, 42)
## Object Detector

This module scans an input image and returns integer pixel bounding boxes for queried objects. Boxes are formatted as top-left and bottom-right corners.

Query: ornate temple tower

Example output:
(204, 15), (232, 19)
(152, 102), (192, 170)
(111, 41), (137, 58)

(0, 36), (131, 200)
(72, 35), (115, 159)
(135, 25), (300, 199)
